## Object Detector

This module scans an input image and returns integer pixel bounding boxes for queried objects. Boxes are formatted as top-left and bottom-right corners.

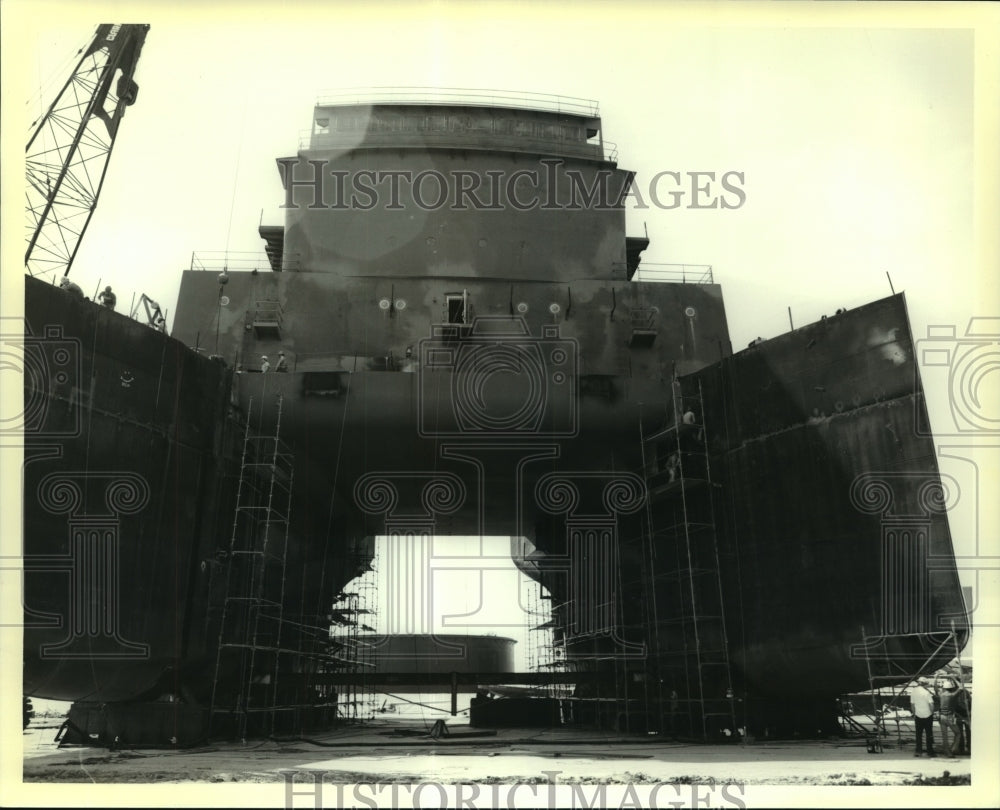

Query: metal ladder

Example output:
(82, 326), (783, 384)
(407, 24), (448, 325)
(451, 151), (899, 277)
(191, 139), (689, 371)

(209, 394), (294, 739)
(640, 379), (737, 739)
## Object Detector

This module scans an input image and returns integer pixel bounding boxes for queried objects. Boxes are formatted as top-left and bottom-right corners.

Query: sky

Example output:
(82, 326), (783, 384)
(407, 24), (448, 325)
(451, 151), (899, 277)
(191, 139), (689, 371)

(347, 535), (547, 672)
(2, 1), (1000, 804)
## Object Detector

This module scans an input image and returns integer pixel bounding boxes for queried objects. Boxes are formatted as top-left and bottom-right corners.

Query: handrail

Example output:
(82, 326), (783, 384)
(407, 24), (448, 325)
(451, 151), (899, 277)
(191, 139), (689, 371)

(315, 87), (600, 117)
(631, 264), (714, 284)
(189, 251), (301, 273)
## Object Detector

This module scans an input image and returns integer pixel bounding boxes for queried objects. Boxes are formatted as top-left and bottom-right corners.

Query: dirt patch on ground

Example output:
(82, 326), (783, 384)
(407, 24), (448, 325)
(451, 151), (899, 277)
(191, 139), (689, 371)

(905, 772), (972, 786)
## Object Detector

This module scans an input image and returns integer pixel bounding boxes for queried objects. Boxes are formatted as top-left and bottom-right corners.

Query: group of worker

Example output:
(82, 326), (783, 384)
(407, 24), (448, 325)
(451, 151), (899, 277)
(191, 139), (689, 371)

(59, 279), (169, 331)
(259, 351), (287, 373)
(58, 277), (117, 310)
(909, 675), (971, 758)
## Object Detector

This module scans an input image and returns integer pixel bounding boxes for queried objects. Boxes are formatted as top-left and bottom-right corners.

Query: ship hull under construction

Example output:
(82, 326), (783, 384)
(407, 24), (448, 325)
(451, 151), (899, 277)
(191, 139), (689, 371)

(530, 293), (969, 735)
(20, 95), (969, 740)
(20, 277), (369, 722)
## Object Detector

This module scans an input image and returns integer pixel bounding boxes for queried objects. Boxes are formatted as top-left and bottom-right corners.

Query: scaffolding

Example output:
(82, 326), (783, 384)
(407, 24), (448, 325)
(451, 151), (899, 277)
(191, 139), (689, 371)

(546, 577), (638, 730)
(852, 620), (969, 749)
(524, 579), (568, 701)
(249, 298), (284, 339)
(639, 379), (737, 739)
(523, 579), (541, 676)
(327, 557), (378, 722)
(208, 395), (304, 739)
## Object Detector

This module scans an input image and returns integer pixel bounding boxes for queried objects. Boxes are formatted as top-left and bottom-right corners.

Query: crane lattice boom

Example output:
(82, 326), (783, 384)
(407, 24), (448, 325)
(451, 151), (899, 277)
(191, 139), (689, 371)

(25, 23), (149, 278)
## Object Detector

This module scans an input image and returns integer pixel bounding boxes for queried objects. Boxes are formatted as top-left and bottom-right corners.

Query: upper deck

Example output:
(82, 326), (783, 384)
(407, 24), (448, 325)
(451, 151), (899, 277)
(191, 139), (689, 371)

(304, 89), (614, 163)
(276, 92), (635, 281)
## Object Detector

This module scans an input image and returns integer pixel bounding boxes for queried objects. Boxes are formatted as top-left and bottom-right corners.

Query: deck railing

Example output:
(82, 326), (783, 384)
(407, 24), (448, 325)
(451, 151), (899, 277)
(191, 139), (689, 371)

(631, 264), (714, 284)
(315, 87), (600, 117)
(189, 251), (301, 273)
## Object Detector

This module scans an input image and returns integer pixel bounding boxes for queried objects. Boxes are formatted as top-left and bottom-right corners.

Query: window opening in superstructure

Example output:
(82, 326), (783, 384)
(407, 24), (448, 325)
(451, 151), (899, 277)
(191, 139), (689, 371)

(446, 292), (467, 324)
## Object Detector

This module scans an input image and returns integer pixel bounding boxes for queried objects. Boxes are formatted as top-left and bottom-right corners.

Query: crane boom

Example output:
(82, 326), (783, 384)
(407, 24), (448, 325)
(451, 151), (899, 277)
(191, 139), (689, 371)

(25, 23), (149, 278)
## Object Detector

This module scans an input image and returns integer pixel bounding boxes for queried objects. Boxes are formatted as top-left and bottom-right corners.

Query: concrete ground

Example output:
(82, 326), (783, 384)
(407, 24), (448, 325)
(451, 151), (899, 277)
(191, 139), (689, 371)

(20, 716), (973, 786)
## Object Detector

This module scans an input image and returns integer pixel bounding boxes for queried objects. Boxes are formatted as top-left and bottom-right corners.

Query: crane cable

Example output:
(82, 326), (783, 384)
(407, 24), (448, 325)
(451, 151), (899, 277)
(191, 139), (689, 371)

(223, 96), (249, 260)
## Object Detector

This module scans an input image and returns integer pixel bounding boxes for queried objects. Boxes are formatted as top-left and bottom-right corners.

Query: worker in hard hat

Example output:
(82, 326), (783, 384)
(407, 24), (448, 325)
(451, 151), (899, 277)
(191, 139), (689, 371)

(58, 276), (85, 299)
(98, 285), (117, 310)
(260, 355), (270, 373)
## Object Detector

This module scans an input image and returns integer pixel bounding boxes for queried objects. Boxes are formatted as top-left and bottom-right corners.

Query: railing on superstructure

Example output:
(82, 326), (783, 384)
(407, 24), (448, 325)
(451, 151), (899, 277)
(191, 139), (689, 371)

(630, 264), (714, 284)
(315, 87), (600, 117)
(190, 251), (301, 273)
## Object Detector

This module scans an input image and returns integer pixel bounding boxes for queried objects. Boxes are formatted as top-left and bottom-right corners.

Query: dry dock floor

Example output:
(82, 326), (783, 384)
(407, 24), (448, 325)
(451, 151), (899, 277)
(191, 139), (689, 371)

(20, 716), (974, 787)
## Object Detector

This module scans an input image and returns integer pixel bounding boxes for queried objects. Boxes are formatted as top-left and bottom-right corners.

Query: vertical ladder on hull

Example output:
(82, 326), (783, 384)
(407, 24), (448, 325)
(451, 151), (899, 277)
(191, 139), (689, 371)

(635, 442), (663, 733)
(640, 379), (737, 740)
(209, 395), (295, 739)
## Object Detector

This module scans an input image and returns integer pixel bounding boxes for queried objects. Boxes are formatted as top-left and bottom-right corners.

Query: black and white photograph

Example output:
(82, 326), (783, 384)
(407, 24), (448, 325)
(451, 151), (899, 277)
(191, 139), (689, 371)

(2, 1), (998, 807)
